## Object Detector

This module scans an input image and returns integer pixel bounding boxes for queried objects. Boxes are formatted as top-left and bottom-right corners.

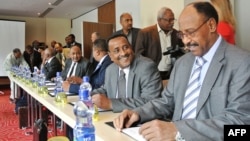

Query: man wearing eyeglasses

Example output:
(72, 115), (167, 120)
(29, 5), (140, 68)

(114, 2), (250, 141)
(135, 7), (184, 80)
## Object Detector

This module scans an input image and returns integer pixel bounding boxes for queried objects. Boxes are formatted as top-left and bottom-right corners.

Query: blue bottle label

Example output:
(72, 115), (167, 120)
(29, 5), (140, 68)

(74, 134), (95, 141)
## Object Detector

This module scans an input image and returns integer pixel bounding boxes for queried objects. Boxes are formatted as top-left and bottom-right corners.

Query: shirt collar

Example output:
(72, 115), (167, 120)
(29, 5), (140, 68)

(47, 56), (55, 63)
(98, 54), (108, 65)
(119, 66), (130, 76)
(157, 23), (173, 36)
(201, 35), (222, 63)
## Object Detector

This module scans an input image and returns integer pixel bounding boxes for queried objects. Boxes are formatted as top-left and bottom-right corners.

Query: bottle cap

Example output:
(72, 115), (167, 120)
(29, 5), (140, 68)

(83, 76), (89, 82)
(56, 72), (61, 76)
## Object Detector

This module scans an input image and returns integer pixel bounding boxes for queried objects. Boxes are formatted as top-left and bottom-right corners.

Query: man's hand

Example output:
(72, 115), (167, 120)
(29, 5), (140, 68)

(62, 81), (70, 92)
(66, 76), (82, 84)
(91, 94), (112, 110)
(113, 109), (140, 131)
(139, 120), (177, 141)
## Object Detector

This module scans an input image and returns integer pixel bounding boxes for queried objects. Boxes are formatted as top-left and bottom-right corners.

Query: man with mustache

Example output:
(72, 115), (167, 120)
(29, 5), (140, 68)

(91, 34), (163, 113)
(135, 7), (184, 80)
(61, 46), (90, 81)
(114, 2), (250, 141)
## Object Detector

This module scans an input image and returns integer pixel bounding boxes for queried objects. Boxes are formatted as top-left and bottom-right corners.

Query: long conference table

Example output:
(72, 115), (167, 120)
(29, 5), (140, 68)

(8, 74), (134, 141)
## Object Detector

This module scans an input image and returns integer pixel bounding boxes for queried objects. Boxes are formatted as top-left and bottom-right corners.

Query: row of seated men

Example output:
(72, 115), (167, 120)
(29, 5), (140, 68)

(40, 7), (186, 114)
(43, 34), (167, 113)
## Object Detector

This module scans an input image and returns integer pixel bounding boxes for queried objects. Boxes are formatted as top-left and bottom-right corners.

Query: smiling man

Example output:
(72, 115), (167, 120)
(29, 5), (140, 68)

(91, 34), (162, 113)
(61, 45), (90, 81)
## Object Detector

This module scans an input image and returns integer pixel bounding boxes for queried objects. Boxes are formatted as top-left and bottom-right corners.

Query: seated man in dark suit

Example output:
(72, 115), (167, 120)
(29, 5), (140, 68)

(91, 34), (163, 113)
(62, 39), (113, 93)
(61, 45), (90, 81)
(42, 47), (62, 80)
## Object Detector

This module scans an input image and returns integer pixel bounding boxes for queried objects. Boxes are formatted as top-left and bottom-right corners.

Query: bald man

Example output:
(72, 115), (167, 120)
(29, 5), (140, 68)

(61, 46), (90, 80)
(42, 47), (62, 80)
(112, 13), (140, 51)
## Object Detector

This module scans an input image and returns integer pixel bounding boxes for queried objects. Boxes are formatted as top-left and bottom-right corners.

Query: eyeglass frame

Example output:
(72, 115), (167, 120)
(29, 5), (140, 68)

(177, 18), (211, 39)
(161, 18), (176, 23)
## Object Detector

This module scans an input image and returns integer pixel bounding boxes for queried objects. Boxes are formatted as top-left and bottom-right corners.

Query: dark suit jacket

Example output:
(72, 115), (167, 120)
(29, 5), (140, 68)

(69, 55), (113, 93)
(134, 39), (250, 140)
(92, 55), (162, 113)
(113, 27), (140, 51)
(135, 24), (184, 65)
(23, 50), (42, 72)
(42, 57), (62, 80)
(61, 57), (90, 80)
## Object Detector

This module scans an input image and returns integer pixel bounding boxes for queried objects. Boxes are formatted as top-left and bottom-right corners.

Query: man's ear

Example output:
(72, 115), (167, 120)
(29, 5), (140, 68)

(208, 18), (217, 32)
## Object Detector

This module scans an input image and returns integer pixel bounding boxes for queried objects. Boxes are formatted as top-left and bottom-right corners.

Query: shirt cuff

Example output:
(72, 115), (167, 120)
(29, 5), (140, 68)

(175, 131), (185, 141)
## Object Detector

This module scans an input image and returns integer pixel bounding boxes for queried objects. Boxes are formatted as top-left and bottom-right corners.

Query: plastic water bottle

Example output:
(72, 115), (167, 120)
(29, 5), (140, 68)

(54, 72), (63, 94)
(79, 76), (92, 101)
(38, 71), (48, 95)
(73, 100), (95, 141)
(32, 67), (39, 88)
(79, 76), (99, 121)
(54, 72), (67, 103)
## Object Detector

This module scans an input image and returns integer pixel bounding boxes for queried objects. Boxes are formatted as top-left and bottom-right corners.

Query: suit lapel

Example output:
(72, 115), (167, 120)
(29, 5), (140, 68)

(127, 69), (135, 98)
(112, 66), (119, 98)
(196, 41), (226, 116)
(126, 56), (138, 98)
(75, 63), (80, 76)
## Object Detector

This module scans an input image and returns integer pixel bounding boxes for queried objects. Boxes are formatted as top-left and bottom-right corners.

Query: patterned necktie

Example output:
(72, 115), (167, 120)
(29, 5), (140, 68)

(117, 70), (126, 98)
(182, 57), (206, 119)
(61, 54), (65, 70)
(59, 53), (62, 61)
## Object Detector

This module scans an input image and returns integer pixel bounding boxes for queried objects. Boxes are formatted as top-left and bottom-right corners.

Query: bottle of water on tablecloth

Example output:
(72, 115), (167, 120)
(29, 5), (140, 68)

(79, 76), (99, 121)
(38, 70), (48, 95)
(73, 100), (95, 141)
(54, 72), (66, 103)
(32, 66), (39, 88)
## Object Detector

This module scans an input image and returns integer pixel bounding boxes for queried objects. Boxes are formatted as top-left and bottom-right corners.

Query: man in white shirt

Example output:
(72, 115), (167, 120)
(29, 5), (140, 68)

(4, 48), (29, 101)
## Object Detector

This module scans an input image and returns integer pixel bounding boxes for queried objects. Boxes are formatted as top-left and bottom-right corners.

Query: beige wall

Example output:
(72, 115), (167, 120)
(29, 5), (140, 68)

(45, 18), (71, 47)
(0, 15), (70, 47)
(140, 0), (184, 29)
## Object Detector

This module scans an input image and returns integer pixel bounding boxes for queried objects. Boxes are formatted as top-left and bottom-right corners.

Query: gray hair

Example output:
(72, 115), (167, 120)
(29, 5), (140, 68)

(157, 7), (173, 20)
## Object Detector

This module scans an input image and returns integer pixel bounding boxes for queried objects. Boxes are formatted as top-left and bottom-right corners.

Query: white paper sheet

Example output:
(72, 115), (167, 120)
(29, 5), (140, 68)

(122, 127), (146, 141)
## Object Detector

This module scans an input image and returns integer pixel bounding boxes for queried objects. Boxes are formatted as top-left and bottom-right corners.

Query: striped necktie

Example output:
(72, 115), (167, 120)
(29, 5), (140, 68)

(182, 57), (206, 119)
